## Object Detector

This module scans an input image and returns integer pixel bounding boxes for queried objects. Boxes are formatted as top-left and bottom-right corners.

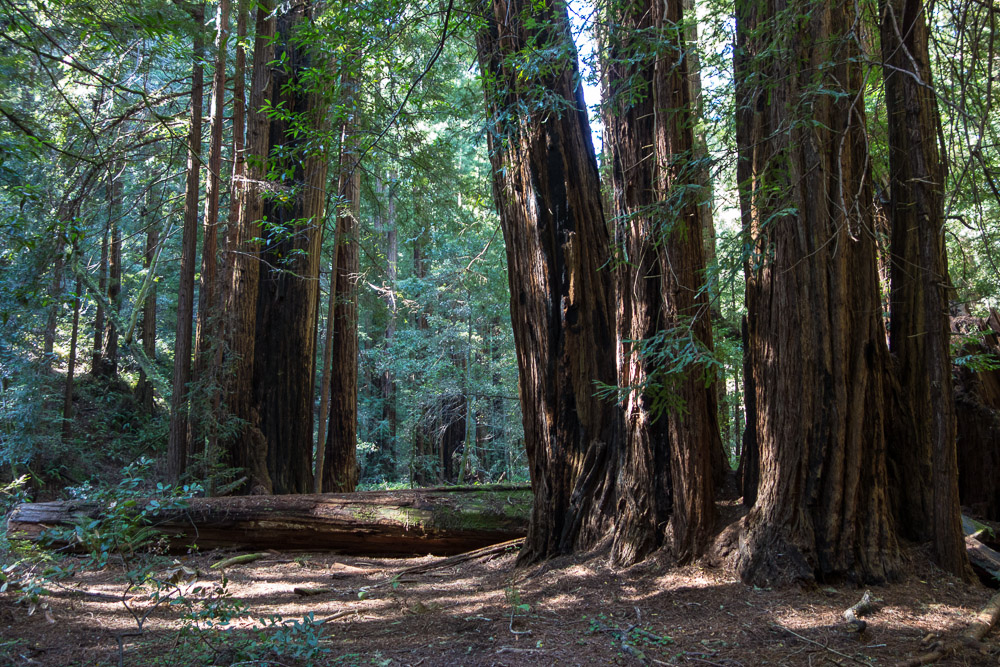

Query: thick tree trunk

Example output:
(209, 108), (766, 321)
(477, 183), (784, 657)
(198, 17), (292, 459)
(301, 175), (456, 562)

(252, 4), (327, 494)
(881, 0), (971, 579)
(7, 487), (532, 556)
(219, 0), (273, 494)
(604, 0), (719, 566)
(734, 0), (898, 585)
(476, 0), (621, 562)
(168, 6), (205, 481)
(323, 76), (361, 494)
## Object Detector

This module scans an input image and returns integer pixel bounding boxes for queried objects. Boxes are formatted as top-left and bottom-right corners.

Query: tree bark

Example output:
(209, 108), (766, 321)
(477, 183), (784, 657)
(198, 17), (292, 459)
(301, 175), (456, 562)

(252, 3), (327, 494)
(604, 0), (719, 565)
(62, 275), (82, 441)
(881, 0), (971, 579)
(136, 197), (159, 413)
(219, 0), (273, 494)
(192, 0), (231, 457)
(8, 487), (532, 556)
(476, 0), (621, 562)
(734, 0), (898, 585)
(100, 169), (122, 380)
(322, 74), (361, 494)
(168, 5), (205, 481)
(90, 215), (108, 375)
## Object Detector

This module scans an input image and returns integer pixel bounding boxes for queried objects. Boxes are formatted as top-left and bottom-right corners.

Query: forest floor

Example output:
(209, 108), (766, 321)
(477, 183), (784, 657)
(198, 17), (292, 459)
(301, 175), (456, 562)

(1, 510), (998, 667)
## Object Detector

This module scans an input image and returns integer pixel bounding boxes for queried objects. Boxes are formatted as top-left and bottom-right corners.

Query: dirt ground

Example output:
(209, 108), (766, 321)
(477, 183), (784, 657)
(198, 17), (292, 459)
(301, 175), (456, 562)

(1, 527), (998, 667)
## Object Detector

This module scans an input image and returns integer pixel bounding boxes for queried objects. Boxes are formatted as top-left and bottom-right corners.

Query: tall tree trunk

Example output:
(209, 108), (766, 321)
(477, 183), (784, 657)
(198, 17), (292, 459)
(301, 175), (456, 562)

(682, 0), (729, 472)
(322, 77), (361, 494)
(90, 215), (108, 375)
(192, 0), (231, 460)
(881, 0), (971, 579)
(168, 4), (205, 481)
(43, 234), (63, 371)
(476, 0), (621, 562)
(219, 0), (274, 495)
(374, 172), (398, 476)
(252, 2), (327, 494)
(136, 196), (159, 413)
(604, 0), (720, 565)
(734, 0), (898, 585)
(62, 275), (82, 441)
(101, 170), (122, 380)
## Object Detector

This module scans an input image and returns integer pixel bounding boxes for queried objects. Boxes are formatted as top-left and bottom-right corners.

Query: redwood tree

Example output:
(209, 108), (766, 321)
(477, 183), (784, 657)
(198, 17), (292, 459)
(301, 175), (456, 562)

(881, 0), (970, 578)
(604, 0), (721, 565)
(252, 2), (328, 494)
(734, 0), (898, 585)
(322, 80), (361, 494)
(476, 0), (621, 562)
(219, 0), (274, 494)
(167, 6), (204, 481)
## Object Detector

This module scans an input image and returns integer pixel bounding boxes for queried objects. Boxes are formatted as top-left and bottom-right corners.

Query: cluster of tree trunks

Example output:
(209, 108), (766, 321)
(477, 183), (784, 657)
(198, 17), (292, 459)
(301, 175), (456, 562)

(412, 394), (467, 486)
(473, 0), (971, 585)
(7, 488), (531, 557)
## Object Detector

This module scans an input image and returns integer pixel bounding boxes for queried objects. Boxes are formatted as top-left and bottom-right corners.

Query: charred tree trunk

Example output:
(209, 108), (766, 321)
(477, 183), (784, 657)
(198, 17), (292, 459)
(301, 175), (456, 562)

(219, 0), (274, 494)
(251, 4), (327, 495)
(881, 0), (971, 579)
(167, 5), (205, 481)
(604, 0), (719, 565)
(734, 0), (898, 585)
(322, 74), (360, 494)
(476, 0), (621, 562)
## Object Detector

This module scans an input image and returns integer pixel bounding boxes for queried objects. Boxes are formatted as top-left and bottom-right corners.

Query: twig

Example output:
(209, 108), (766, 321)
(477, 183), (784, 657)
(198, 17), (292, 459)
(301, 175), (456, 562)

(772, 625), (872, 666)
(210, 552), (270, 569)
(843, 590), (878, 632)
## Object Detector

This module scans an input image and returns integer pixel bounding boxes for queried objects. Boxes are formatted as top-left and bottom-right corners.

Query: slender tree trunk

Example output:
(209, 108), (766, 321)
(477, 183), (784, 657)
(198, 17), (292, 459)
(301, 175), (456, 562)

(314, 223), (340, 493)
(136, 197), (159, 412)
(219, 0), (274, 494)
(374, 171), (398, 476)
(734, 0), (898, 585)
(253, 3), (327, 494)
(476, 0), (621, 562)
(323, 76), (361, 493)
(62, 275), (82, 441)
(90, 217), (108, 375)
(881, 0), (971, 579)
(168, 4), (205, 481)
(102, 171), (122, 379)
(43, 235), (63, 371)
(192, 0), (231, 460)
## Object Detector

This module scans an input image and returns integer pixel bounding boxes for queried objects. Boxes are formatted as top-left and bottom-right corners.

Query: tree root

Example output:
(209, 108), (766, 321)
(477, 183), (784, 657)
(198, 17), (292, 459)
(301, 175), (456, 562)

(896, 590), (1000, 666)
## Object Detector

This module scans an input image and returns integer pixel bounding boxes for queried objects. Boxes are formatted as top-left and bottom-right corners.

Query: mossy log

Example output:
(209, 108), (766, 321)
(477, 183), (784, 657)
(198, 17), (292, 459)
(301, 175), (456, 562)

(6, 486), (532, 556)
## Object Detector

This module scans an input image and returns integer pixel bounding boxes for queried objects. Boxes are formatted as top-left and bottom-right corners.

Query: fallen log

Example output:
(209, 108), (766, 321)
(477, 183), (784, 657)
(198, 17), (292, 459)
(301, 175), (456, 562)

(6, 486), (532, 557)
